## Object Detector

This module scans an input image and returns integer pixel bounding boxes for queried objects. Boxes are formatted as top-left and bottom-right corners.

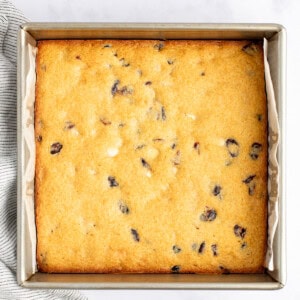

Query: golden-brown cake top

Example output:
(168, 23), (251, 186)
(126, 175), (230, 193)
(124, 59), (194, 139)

(35, 39), (267, 273)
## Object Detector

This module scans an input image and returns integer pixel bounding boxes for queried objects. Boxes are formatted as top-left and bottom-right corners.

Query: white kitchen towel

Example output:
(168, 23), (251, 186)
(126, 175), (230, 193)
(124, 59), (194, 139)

(0, 1), (86, 299)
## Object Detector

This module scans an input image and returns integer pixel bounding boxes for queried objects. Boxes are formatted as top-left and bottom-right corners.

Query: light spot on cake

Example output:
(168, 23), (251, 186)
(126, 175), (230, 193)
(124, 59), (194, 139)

(71, 128), (79, 136)
(185, 113), (196, 120)
(89, 169), (97, 175)
(146, 170), (152, 178)
(145, 147), (159, 159)
(107, 147), (119, 157)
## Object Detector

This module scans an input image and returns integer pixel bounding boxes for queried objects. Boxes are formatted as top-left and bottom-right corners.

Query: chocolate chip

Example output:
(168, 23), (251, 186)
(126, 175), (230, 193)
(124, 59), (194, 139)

(131, 228), (140, 242)
(50, 142), (63, 155)
(103, 44), (112, 48)
(154, 43), (164, 51)
(250, 143), (262, 160)
(141, 158), (151, 170)
(243, 175), (256, 195)
(225, 138), (239, 158)
(242, 42), (258, 56)
(171, 265), (180, 273)
(75, 55), (81, 60)
(36, 135), (42, 143)
(118, 86), (133, 95)
(257, 114), (263, 121)
(211, 244), (218, 256)
(120, 58), (130, 67)
(100, 118), (112, 125)
(219, 266), (230, 274)
(173, 150), (181, 166)
(234, 224), (246, 238)
(145, 81), (152, 86)
(241, 242), (247, 249)
(198, 242), (205, 254)
(243, 175), (256, 184)
(108, 176), (119, 187)
(161, 106), (166, 120)
(193, 142), (200, 154)
(172, 245), (181, 254)
(111, 80), (120, 96)
(64, 121), (75, 130)
(213, 185), (222, 197)
(171, 143), (177, 149)
(153, 138), (165, 142)
(119, 201), (129, 214)
(200, 71), (205, 76)
(167, 59), (174, 65)
(200, 207), (217, 222)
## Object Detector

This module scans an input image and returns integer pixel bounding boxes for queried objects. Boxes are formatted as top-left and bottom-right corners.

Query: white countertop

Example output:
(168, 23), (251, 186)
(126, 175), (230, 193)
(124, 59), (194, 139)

(11, 0), (299, 299)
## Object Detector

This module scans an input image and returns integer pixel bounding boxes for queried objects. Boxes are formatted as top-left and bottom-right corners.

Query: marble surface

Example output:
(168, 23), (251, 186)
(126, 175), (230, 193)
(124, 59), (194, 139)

(11, 0), (299, 299)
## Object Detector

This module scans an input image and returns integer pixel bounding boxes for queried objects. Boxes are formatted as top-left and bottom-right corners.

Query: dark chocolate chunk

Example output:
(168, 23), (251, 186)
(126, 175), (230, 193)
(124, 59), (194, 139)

(108, 176), (119, 187)
(64, 121), (75, 130)
(200, 71), (205, 76)
(211, 244), (218, 256)
(193, 142), (200, 154)
(75, 55), (81, 60)
(257, 114), (263, 121)
(118, 86), (133, 95)
(154, 43), (164, 51)
(171, 265), (180, 273)
(234, 224), (247, 239)
(250, 142), (262, 160)
(131, 228), (140, 242)
(100, 118), (112, 125)
(50, 142), (63, 155)
(136, 144), (146, 150)
(198, 242), (205, 254)
(141, 158), (151, 170)
(200, 207), (217, 222)
(243, 175), (256, 184)
(242, 42), (258, 56)
(219, 266), (230, 274)
(120, 58), (130, 67)
(36, 135), (42, 143)
(111, 80), (120, 96)
(153, 138), (165, 142)
(119, 201), (129, 214)
(213, 185), (222, 197)
(161, 106), (166, 120)
(243, 175), (256, 195)
(225, 138), (239, 158)
(145, 81), (152, 86)
(172, 245), (181, 254)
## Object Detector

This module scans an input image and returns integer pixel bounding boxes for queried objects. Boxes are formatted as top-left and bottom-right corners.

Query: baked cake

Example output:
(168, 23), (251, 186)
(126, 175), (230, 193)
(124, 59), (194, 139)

(35, 40), (267, 273)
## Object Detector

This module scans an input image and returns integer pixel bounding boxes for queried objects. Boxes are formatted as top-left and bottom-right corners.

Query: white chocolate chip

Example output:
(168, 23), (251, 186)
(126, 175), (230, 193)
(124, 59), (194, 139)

(116, 138), (123, 147)
(186, 113), (196, 120)
(145, 147), (159, 159)
(89, 169), (97, 175)
(71, 128), (80, 136)
(107, 147), (119, 157)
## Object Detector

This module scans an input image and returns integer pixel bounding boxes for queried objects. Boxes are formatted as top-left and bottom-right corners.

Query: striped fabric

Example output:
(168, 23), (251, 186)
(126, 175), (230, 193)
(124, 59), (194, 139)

(0, 1), (86, 299)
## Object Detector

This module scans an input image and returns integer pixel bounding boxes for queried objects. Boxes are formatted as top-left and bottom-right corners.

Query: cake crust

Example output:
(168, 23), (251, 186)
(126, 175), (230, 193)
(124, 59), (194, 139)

(35, 39), (267, 274)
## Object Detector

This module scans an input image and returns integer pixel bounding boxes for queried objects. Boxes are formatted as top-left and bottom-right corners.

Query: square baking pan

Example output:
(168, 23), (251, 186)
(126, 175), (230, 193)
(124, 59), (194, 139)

(17, 23), (286, 289)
